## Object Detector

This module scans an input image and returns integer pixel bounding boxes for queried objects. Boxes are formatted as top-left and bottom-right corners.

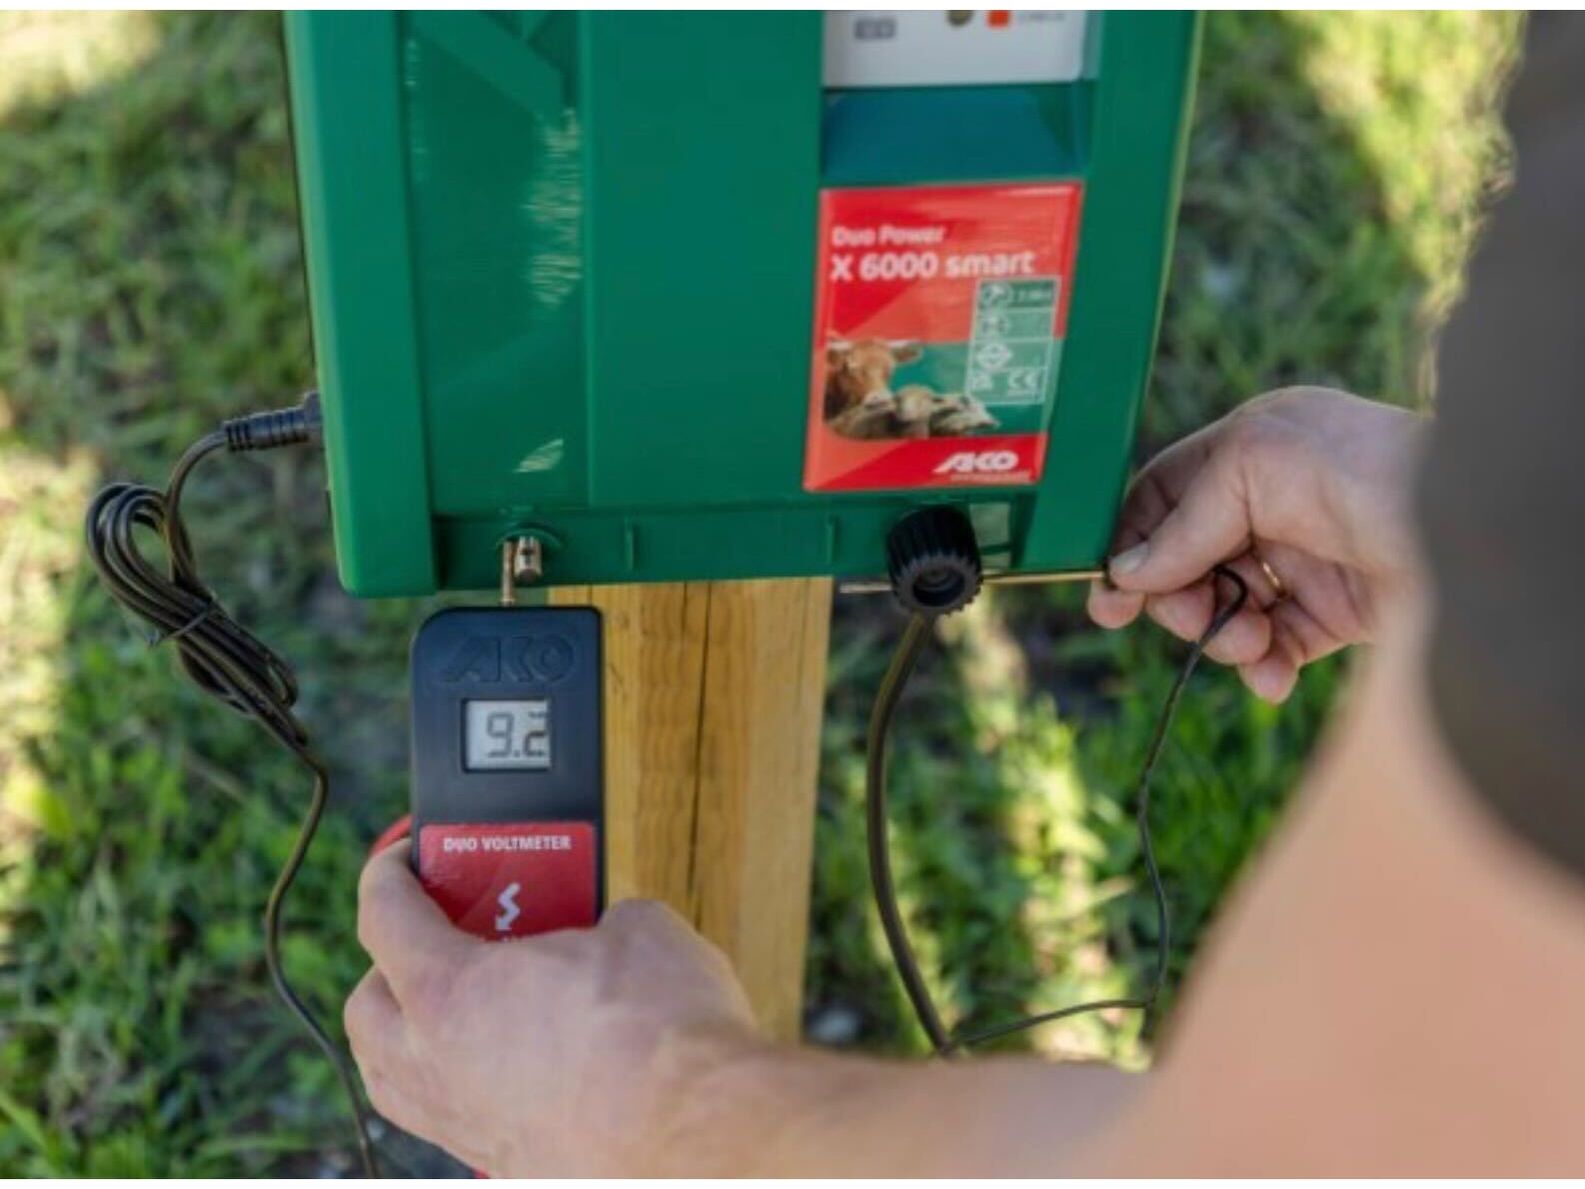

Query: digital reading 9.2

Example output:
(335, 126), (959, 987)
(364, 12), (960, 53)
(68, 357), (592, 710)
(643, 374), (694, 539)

(464, 699), (552, 771)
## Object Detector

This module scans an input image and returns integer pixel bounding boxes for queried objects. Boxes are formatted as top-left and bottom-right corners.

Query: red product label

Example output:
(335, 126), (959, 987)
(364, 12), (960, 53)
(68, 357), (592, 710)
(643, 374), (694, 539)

(418, 822), (598, 938)
(804, 182), (1083, 493)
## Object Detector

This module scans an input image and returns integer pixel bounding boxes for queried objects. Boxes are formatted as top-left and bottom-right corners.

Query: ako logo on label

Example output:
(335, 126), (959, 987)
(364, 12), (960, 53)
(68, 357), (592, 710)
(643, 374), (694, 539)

(933, 449), (1022, 477)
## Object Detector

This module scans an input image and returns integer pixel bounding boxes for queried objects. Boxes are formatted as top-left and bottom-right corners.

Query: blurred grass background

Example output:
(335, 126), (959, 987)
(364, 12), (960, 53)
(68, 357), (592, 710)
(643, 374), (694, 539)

(0, 11), (1521, 1176)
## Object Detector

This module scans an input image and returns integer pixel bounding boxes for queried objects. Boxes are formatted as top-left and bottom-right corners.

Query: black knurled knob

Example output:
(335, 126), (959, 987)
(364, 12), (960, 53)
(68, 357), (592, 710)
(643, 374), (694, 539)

(885, 506), (982, 617)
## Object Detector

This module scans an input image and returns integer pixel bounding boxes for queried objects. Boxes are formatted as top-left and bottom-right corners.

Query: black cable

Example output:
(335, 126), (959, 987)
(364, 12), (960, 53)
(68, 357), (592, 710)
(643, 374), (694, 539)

(84, 395), (380, 1177)
(865, 613), (954, 1053)
(866, 565), (1249, 1058)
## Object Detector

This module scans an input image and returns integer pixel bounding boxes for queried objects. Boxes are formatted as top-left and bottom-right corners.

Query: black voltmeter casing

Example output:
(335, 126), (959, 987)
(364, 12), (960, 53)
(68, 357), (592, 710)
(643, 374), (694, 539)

(408, 606), (604, 937)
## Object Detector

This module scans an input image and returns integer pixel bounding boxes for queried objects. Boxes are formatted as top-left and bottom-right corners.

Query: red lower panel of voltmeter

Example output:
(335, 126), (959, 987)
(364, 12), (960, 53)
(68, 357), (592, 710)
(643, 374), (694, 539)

(416, 822), (599, 938)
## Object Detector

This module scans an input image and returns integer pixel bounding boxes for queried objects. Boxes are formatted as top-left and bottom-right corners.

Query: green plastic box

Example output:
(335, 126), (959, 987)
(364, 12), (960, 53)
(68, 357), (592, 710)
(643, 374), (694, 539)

(284, 12), (1199, 596)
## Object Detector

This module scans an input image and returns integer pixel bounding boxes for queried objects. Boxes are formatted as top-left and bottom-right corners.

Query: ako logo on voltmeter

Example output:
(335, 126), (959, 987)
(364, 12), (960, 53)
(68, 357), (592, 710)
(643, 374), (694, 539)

(804, 182), (1083, 493)
(441, 631), (578, 684)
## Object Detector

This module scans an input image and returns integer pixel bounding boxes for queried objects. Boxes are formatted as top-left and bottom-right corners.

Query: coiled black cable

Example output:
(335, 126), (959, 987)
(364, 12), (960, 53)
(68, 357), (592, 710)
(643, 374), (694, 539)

(84, 395), (379, 1177)
(866, 565), (1249, 1057)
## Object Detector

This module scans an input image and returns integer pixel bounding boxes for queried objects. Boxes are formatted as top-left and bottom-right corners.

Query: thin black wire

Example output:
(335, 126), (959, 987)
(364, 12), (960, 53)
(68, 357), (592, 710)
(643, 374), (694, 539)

(85, 435), (379, 1177)
(866, 565), (1250, 1058)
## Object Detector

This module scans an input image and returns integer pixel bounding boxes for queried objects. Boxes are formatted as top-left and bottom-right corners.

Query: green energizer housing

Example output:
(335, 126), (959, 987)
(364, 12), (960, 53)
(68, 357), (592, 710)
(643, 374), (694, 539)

(285, 11), (1199, 596)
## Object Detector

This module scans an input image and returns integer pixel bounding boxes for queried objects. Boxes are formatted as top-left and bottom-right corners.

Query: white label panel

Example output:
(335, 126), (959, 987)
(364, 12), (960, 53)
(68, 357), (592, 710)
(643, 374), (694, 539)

(823, 11), (1089, 89)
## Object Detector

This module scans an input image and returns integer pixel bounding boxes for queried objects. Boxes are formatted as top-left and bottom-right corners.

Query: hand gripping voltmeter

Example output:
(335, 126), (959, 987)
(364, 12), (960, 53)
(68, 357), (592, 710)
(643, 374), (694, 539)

(404, 605), (604, 938)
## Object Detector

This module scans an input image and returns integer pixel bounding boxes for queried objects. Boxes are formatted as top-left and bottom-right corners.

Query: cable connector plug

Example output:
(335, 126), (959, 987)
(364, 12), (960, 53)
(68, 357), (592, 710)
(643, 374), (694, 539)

(221, 390), (322, 452)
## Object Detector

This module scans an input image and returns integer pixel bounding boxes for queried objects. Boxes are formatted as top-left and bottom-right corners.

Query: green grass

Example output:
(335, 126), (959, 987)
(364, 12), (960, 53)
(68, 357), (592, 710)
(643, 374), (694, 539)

(0, 11), (1521, 1176)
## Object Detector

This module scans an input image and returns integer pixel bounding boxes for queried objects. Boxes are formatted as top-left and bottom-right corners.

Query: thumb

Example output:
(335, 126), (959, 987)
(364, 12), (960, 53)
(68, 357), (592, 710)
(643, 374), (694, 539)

(1107, 458), (1251, 594)
(357, 839), (479, 1006)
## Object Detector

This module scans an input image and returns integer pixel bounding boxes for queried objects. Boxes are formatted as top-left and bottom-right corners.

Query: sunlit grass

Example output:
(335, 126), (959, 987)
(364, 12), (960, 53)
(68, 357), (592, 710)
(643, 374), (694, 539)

(1292, 11), (1522, 387)
(0, 12), (386, 1175)
(0, 441), (95, 861)
(0, 12), (159, 116)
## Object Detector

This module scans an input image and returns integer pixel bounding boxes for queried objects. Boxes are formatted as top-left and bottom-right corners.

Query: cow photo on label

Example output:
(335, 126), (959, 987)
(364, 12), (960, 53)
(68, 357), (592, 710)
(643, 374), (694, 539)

(823, 338), (1001, 442)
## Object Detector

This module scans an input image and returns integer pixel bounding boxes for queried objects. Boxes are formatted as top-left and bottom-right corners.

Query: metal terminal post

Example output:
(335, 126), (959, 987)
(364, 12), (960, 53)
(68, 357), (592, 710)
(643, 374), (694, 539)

(986, 567), (1105, 588)
(838, 566), (1105, 597)
(499, 536), (544, 605)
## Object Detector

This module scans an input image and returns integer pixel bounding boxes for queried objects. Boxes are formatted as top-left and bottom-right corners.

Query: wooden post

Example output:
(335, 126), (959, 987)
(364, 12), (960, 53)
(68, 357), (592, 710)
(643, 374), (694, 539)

(551, 579), (831, 1041)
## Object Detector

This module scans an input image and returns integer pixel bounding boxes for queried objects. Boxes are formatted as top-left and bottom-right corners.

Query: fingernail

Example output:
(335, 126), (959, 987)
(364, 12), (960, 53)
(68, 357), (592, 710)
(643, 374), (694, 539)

(1109, 542), (1149, 577)
(1246, 660), (1293, 704)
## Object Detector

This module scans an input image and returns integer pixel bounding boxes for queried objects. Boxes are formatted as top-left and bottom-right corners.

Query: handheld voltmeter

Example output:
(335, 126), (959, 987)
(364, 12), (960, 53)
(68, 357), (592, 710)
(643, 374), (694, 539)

(408, 606), (604, 938)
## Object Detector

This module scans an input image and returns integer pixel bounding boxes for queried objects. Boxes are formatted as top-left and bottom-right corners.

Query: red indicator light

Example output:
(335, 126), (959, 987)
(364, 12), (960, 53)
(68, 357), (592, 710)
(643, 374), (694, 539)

(987, 10), (1011, 28)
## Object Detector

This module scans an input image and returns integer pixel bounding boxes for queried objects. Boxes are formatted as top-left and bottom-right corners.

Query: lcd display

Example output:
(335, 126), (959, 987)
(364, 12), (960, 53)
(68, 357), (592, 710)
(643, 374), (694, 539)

(464, 699), (551, 771)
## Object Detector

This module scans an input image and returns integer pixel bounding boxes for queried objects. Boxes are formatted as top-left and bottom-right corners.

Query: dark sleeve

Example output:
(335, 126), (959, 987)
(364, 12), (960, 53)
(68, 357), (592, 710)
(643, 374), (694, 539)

(1416, 13), (1585, 880)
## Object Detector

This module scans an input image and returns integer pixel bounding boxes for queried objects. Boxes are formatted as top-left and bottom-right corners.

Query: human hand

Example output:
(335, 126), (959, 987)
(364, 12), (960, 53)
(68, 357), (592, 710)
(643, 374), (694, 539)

(344, 842), (761, 1176)
(1088, 387), (1424, 702)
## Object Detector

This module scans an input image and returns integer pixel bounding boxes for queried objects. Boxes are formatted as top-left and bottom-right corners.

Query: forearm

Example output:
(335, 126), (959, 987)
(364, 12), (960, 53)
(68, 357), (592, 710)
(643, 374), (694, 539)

(1081, 591), (1585, 1174)
(644, 1024), (1140, 1176)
